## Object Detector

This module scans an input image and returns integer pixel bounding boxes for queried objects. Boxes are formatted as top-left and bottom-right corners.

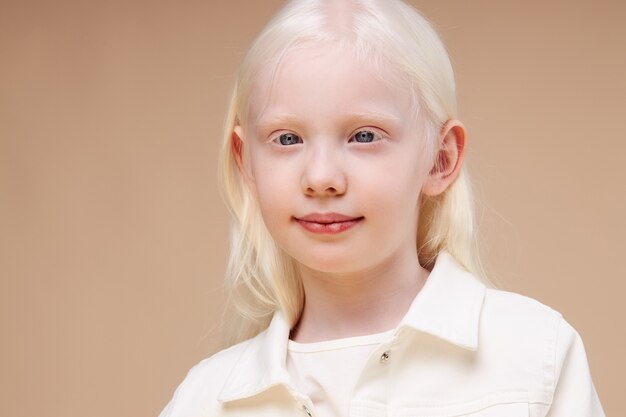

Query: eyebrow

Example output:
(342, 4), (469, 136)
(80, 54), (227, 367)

(344, 111), (402, 124)
(254, 111), (402, 131)
(254, 113), (300, 129)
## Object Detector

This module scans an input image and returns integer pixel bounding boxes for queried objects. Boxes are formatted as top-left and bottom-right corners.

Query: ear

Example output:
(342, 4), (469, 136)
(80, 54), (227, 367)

(422, 119), (467, 196)
(231, 125), (258, 198)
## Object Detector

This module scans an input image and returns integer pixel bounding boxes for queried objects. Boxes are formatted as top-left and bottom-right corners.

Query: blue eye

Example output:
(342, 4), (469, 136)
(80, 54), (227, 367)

(351, 130), (377, 143)
(276, 133), (302, 145)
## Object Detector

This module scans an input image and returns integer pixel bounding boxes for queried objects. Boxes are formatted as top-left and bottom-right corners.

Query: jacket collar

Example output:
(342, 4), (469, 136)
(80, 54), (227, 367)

(398, 251), (486, 351)
(218, 309), (294, 402)
(218, 250), (486, 403)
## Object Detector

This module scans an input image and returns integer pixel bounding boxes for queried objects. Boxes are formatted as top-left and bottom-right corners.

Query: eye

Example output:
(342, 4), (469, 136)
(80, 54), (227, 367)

(350, 130), (379, 144)
(274, 132), (302, 146)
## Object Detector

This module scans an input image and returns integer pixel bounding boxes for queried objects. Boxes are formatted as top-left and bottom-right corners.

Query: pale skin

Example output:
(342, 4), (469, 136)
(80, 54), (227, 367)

(233, 44), (466, 343)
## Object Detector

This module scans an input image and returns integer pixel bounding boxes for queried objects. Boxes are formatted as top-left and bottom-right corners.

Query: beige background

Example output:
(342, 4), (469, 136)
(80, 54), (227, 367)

(1, 0), (623, 416)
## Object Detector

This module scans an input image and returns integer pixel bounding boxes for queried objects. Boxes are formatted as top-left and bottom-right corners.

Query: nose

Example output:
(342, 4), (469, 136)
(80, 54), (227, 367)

(301, 144), (347, 197)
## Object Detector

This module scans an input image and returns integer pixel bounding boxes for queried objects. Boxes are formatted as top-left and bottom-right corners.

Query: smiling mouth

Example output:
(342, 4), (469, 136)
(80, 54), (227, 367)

(294, 214), (364, 234)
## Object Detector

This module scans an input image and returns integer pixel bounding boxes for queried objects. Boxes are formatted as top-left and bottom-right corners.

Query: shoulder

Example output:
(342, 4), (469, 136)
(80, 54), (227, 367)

(480, 287), (567, 348)
(479, 289), (604, 413)
(478, 287), (588, 395)
(180, 338), (254, 390)
(482, 287), (564, 327)
(158, 334), (262, 417)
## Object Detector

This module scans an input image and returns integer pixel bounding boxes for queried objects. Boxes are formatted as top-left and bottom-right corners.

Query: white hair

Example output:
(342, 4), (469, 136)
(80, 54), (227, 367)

(217, 0), (497, 347)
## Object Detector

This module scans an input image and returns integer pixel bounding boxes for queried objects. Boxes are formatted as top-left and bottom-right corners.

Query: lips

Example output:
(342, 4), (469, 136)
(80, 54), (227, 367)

(294, 212), (364, 234)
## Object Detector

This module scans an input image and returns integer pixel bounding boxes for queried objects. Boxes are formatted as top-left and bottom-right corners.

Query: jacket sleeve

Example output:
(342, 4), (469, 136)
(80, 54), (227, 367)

(545, 316), (605, 417)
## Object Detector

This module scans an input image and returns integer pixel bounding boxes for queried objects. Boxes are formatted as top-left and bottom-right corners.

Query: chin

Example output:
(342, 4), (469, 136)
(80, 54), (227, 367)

(295, 253), (366, 275)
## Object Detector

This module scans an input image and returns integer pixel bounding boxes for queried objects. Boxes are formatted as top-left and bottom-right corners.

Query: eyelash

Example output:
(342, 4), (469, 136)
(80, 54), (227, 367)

(270, 129), (385, 146)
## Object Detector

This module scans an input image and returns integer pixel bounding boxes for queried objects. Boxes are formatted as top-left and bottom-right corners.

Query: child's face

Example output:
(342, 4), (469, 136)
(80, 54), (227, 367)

(236, 43), (436, 275)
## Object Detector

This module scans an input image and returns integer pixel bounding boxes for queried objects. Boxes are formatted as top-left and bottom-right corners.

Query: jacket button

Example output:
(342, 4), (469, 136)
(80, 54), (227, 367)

(380, 350), (390, 363)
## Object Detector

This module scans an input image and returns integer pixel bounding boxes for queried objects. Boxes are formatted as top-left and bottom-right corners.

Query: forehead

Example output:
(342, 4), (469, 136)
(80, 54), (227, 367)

(248, 42), (415, 127)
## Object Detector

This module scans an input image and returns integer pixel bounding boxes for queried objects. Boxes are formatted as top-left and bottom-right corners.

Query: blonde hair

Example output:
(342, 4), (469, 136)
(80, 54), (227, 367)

(217, 0), (497, 347)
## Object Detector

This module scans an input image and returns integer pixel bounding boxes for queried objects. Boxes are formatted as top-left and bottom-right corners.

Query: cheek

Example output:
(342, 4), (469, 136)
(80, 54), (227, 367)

(249, 155), (298, 223)
(252, 179), (292, 249)
(356, 150), (429, 208)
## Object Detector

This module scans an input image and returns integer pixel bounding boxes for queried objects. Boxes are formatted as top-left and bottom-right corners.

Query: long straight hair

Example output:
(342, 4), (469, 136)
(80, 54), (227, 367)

(217, 0), (497, 347)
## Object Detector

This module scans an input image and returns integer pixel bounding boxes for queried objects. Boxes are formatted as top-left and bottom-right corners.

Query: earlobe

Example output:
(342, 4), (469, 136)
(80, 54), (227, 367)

(422, 119), (467, 196)
(232, 125), (257, 196)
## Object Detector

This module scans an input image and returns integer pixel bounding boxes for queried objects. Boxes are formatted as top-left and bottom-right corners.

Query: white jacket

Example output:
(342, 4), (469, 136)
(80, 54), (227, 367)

(158, 252), (605, 417)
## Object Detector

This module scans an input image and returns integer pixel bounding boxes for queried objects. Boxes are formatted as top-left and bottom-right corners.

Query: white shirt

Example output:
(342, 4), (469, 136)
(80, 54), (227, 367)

(287, 329), (395, 417)
(158, 251), (606, 417)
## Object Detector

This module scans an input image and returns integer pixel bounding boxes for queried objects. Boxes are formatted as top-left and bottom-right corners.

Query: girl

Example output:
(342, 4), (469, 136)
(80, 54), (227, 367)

(159, 0), (605, 416)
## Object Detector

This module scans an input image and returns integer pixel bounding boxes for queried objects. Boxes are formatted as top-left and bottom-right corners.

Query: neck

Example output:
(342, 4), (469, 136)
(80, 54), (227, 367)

(290, 248), (429, 343)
